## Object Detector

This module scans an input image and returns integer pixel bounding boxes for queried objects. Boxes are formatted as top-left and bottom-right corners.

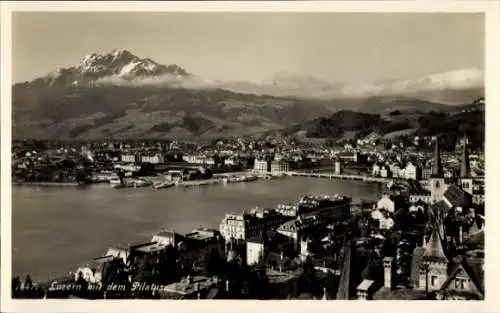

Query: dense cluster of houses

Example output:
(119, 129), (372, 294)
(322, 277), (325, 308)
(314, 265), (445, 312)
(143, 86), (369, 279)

(12, 132), (485, 300)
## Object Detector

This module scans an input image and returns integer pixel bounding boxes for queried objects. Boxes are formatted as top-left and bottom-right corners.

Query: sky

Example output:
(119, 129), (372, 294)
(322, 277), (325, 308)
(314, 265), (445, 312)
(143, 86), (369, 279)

(12, 12), (484, 84)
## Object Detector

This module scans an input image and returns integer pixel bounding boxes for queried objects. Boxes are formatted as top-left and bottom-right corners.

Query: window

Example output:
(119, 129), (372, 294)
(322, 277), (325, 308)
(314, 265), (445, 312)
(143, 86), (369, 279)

(455, 278), (466, 290)
(431, 276), (437, 286)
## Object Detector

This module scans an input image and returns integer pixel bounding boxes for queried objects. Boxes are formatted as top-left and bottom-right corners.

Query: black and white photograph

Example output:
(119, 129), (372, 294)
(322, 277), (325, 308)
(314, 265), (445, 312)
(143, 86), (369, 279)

(1, 1), (498, 312)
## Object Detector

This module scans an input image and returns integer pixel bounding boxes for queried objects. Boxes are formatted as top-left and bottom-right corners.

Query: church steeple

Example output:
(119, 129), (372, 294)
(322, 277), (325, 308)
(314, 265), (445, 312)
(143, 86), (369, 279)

(431, 135), (443, 178)
(421, 227), (448, 264)
(460, 134), (470, 178)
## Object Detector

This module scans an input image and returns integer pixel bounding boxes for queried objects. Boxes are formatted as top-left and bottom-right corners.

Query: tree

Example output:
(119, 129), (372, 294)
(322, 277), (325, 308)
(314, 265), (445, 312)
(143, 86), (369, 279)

(245, 265), (270, 299)
(134, 255), (153, 283)
(202, 248), (224, 277)
(75, 271), (89, 298)
(24, 275), (33, 288)
(156, 245), (179, 284)
(12, 277), (21, 298)
(299, 256), (320, 296)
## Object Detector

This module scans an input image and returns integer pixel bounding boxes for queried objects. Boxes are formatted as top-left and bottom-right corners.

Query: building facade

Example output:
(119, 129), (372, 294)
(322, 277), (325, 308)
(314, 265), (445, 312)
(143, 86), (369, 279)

(121, 154), (137, 163)
(219, 208), (289, 241)
(270, 159), (290, 173)
(141, 153), (165, 164)
(253, 159), (270, 173)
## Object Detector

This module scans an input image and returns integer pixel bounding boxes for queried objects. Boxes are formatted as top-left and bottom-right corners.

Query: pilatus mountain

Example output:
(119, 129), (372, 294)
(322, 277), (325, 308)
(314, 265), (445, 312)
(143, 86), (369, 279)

(12, 49), (484, 140)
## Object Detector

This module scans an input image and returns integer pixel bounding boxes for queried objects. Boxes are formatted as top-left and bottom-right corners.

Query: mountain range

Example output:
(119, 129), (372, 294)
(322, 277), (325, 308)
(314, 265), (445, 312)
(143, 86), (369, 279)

(12, 49), (484, 140)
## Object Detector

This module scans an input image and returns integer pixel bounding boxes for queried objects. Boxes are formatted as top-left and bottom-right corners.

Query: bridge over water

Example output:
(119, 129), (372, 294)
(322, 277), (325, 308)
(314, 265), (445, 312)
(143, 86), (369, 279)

(283, 171), (390, 184)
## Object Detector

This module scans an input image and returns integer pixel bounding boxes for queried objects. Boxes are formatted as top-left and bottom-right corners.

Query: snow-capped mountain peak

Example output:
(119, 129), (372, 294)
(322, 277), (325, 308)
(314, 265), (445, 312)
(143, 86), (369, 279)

(26, 49), (190, 89)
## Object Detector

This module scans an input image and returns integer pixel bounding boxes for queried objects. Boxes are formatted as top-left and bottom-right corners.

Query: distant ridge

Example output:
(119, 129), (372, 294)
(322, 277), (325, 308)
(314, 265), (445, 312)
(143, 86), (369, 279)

(12, 49), (483, 140)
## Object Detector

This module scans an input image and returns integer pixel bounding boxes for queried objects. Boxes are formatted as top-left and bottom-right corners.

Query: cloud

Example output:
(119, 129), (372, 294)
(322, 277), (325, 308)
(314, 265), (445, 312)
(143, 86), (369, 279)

(94, 68), (484, 100)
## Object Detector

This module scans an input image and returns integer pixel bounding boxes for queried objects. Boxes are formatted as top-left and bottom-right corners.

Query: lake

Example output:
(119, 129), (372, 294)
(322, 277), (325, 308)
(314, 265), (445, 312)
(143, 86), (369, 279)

(12, 177), (382, 281)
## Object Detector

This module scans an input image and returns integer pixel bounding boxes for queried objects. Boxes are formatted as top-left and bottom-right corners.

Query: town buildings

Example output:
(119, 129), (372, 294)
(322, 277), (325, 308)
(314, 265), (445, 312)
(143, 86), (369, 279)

(219, 208), (290, 241)
(277, 215), (325, 245)
(141, 153), (165, 164)
(253, 159), (270, 173)
(457, 137), (485, 206)
(270, 159), (290, 173)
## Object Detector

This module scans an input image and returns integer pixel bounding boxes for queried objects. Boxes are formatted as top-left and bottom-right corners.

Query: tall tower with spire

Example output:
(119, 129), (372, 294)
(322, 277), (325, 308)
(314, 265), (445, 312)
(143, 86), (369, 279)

(458, 135), (474, 195)
(428, 136), (447, 203)
(460, 135), (470, 178)
(431, 136), (444, 178)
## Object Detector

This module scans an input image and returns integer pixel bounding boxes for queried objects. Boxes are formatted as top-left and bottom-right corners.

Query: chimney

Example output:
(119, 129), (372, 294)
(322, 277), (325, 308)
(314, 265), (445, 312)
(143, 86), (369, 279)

(197, 292), (201, 300)
(322, 287), (328, 300)
(422, 233), (427, 247)
(383, 257), (394, 289)
(356, 279), (374, 300)
(225, 279), (230, 292)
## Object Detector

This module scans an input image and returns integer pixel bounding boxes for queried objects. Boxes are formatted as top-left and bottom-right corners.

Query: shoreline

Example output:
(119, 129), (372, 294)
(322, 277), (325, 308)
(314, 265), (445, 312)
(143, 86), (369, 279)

(11, 172), (386, 189)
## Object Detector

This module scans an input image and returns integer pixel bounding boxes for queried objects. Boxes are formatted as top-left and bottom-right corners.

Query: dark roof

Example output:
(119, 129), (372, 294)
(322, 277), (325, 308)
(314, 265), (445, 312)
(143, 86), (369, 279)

(247, 229), (276, 245)
(440, 256), (484, 296)
(335, 240), (352, 300)
(247, 232), (266, 244)
(463, 255), (484, 293)
(431, 200), (450, 217)
(444, 185), (472, 208)
(421, 228), (448, 264)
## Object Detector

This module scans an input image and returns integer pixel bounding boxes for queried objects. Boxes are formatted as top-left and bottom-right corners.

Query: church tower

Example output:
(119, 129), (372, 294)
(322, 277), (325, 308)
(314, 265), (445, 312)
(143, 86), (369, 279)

(458, 135), (473, 195)
(429, 136), (447, 203)
(459, 135), (470, 178)
(418, 226), (449, 292)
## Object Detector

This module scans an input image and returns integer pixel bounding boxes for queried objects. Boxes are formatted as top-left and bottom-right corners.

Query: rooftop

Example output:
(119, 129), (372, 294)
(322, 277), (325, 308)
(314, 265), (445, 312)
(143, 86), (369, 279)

(185, 229), (218, 241)
(357, 279), (375, 291)
(444, 184), (472, 208)
(421, 228), (448, 264)
(133, 242), (167, 253)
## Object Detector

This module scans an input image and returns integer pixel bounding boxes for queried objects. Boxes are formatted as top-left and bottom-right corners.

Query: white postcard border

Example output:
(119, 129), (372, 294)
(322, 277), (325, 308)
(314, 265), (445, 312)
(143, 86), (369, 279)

(1, 1), (499, 313)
